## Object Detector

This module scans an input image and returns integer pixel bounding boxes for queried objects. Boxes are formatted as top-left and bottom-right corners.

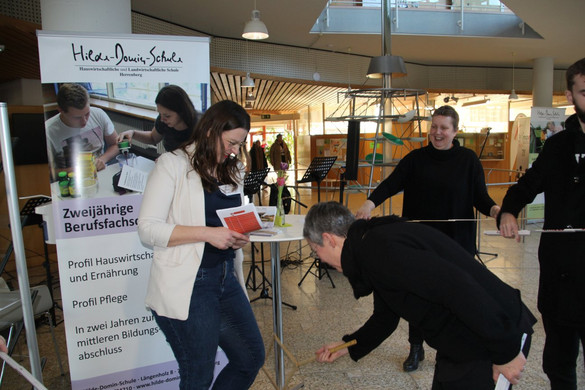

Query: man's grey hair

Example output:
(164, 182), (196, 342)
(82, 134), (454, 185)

(303, 202), (355, 245)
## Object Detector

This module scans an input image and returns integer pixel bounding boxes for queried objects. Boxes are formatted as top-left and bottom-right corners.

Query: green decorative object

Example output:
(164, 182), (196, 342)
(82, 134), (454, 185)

(364, 153), (384, 163)
(382, 132), (404, 145)
(274, 185), (286, 227)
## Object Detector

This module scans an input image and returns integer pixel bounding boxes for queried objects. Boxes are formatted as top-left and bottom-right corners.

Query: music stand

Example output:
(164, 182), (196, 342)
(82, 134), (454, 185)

(298, 156), (337, 202)
(478, 127), (492, 161)
(244, 169), (270, 291)
(298, 254), (335, 288)
(244, 167), (270, 204)
(1, 197), (61, 324)
(246, 243), (269, 291)
(1, 197), (51, 277)
(248, 247), (296, 310)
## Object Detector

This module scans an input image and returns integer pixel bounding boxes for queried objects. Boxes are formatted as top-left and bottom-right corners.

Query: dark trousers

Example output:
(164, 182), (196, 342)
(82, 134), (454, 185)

(431, 334), (531, 390)
(542, 316), (585, 390)
(431, 357), (494, 390)
(408, 323), (424, 345)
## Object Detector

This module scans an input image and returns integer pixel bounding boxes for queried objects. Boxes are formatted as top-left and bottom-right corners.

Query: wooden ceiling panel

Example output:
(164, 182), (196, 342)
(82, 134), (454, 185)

(0, 16), (41, 83)
(0, 14), (348, 116)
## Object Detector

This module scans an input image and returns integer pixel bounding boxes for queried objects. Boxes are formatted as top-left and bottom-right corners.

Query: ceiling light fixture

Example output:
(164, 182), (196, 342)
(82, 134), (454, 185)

(245, 90), (255, 101)
(241, 39), (255, 89)
(366, 0), (406, 79)
(367, 55), (407, 79)
(242, 1), (269, 40)
(245, 101), (253, 109)
(308, 46), (321, 81)
(509, 52), (518, 100)
(242, 72), (255, 88)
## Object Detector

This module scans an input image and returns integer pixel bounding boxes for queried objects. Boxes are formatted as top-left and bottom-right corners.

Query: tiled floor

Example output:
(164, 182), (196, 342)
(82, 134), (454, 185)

(2, 187), (584, 389)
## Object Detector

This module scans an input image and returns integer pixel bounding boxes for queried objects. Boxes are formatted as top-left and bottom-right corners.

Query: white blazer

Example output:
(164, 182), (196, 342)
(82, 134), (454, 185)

(138, 146), (247, 320)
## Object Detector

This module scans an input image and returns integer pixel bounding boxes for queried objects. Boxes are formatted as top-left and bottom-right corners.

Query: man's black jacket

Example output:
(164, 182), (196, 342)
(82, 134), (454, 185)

(340, 216), (536, 365)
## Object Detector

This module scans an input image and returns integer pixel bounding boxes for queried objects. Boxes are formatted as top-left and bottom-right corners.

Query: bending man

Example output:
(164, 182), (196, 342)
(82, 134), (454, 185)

(304, 201), (536, 389)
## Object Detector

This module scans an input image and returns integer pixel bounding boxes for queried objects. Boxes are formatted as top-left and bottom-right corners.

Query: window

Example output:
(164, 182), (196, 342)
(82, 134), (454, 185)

(112, 82), (161, 106)
(84, 82), (208, 112)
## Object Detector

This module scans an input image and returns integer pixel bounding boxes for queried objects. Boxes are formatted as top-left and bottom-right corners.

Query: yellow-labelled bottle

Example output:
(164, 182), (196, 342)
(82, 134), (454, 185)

(68, 172), (78, 198)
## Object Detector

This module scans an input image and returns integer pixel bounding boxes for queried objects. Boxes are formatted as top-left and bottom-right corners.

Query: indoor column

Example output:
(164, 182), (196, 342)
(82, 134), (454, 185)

(532, 57), (554, 108)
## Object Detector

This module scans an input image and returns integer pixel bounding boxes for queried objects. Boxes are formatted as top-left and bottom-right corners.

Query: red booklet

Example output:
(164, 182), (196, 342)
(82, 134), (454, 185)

(217, 204), (277, 235)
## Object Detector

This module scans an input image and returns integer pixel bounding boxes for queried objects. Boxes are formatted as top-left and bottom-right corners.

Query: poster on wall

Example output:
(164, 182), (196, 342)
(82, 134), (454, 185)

(526, 107), (568, 221)
(315, 137), (347, 159)
(37, 31), (223, 389)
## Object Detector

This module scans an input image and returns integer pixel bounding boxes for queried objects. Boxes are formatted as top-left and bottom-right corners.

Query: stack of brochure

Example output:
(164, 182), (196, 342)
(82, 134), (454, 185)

(217, 204), (278, 236)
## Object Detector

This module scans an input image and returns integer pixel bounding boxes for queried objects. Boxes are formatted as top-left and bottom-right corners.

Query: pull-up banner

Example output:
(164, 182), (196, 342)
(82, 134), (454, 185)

(526, 107), (568, 221)
(36, 31), (223, 390)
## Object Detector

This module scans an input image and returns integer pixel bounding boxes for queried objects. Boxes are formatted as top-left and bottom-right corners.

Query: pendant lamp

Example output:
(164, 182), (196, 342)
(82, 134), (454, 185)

(509, 53), (518, 100)
(242, 1), (269, 40)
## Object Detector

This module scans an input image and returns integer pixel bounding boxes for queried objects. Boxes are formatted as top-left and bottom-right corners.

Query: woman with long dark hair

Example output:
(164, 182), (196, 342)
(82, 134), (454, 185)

(138, 100), (265, 389)
(118, 84), (200, 151)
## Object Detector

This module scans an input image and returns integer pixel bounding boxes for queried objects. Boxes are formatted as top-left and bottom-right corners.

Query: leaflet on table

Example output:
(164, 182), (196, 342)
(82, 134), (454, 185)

(217, 204), (277, 235)
(117, 157), (156, 193)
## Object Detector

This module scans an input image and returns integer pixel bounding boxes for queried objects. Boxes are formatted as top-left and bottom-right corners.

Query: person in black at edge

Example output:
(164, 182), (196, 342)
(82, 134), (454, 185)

(305, 201), (535, 390)
(498, 57), (585, 390)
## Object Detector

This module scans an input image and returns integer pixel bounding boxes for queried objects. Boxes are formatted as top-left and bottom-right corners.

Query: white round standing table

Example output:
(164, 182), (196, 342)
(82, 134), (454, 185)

(249, 214), (305, 389)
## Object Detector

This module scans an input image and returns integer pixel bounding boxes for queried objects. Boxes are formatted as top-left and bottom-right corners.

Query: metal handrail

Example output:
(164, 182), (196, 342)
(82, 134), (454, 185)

(328, 0), (511, 14)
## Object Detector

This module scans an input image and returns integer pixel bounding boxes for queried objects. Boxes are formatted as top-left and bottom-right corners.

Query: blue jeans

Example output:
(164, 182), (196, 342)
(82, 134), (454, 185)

(153, 259), (265, 390)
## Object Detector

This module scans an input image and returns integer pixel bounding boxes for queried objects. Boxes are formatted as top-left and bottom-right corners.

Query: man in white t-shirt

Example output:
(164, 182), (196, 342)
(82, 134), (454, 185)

(45, 83), (119, 179)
